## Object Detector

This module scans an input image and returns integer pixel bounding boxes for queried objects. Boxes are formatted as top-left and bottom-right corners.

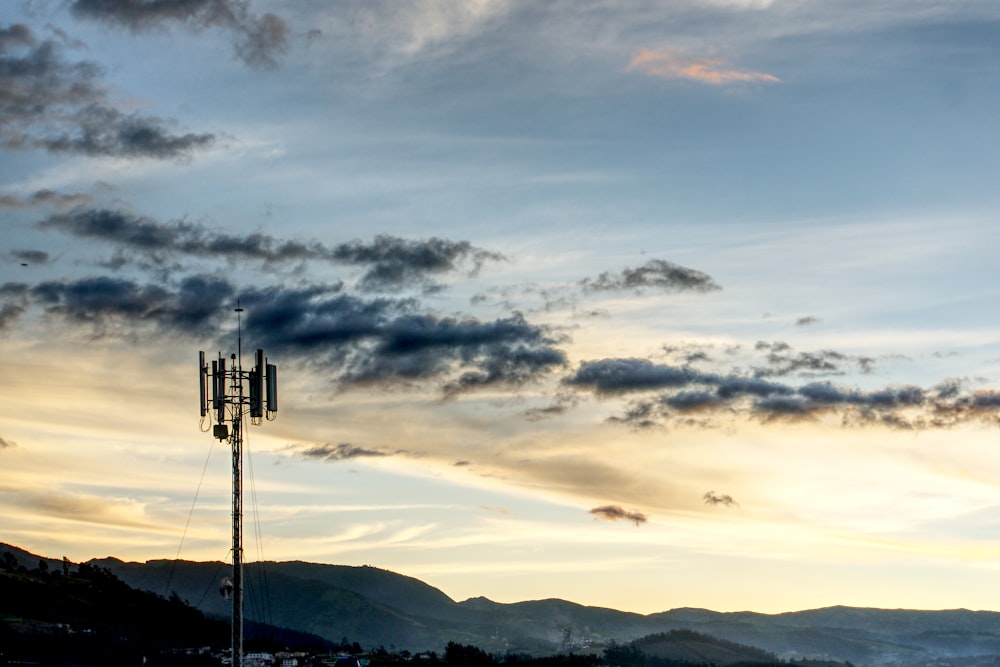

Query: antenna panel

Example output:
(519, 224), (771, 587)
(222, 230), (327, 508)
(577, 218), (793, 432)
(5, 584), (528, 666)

(199, 351), (207, 417)
(211, 360), (220, 408)
(266, 363), (278, 413)
(216, 357), (227, 423)
(249, 371), (262, 419)
(250, 349), (264, 418)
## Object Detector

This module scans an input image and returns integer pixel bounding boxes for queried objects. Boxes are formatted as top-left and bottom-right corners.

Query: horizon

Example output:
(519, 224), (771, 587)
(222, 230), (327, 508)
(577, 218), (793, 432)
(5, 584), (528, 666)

(6, 539), (998, 617)
(4, 1), (1000, 618)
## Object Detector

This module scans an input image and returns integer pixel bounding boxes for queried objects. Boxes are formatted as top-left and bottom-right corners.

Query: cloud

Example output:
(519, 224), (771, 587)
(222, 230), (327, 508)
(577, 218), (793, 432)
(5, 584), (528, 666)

(10, 250), (51, 265)
(37, 208), (317, 268)
(524, 400), (574, 421)
(752, 340), (872, 378)
(564, 358), (708, 395)
(589, 505), (647, 526)
(6, 275), (565, 395)
(574, 354), (1000, 431)
(0, 189), (91, 209)
(0, 283), (30, 331)
(627, 47), (781, 85)
(703, 491), (739, 508)
(69, 0), (289, 69)
(796, 316), (819, 326)
(38, 209), (502, 290)
(0, 23), (214, 158)
(0, 437), (16, 449)
(241, 287), (567, 395)
(41, 105), (215, 158)
(296, 442), (387, 461)
(1, 486), (158, 529)
(580, 259), (720, 294)
(331, 234), (505, 292)
(4, 272), (565, 395)
(23, 274), (233, 337)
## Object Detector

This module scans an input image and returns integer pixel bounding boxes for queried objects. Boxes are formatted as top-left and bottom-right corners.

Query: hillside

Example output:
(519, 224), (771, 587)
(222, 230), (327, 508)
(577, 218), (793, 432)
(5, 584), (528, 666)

(629, 629), (778, 665)
(0, 548), (228, 666)
(6, 542), (1000, 665)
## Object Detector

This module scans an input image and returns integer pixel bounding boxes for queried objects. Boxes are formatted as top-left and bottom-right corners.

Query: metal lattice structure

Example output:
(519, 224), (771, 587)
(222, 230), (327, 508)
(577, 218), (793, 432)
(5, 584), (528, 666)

(199, 306), (277, 667)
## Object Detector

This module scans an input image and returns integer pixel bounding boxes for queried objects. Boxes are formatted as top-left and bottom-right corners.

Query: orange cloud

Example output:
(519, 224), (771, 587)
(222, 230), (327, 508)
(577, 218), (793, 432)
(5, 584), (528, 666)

(627, 47), (780, 85)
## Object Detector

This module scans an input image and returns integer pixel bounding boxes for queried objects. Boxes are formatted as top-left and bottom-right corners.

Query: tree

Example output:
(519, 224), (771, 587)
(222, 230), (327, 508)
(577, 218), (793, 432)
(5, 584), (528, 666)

(444, 641), (495, 667)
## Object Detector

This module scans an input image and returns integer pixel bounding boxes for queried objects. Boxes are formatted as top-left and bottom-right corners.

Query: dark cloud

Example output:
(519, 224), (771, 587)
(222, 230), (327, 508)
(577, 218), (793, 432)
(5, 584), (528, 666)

(40, 104), (215, 158)
(330, 235), (505, 292)
(606, 399), (665, 430)
(0, 23), (214, 158)
(296, 442), (387, 461)
(0, 301), (26, 330)
(10, 250), (50, 265)
(237, 287), (567, 395)
(27, 274), (232, 337)
(0, 255), (543, 397)
(589, 505), (647, 526)
(568, 352), (1000, 431)
(580, 259), (720, 293)
(0, 436), (17, 449)
(0, 273), (558, 395)
(703, 491), (739, 508)
(38, 208), (320, 268)
(663, 390), (724, 412)
(796, 316), (819, 326)
(234, 12), (289, 69)
(753, 340), (875, 378)
(0, 282), (30, 330)
(564, 358), (707, 395)
(0, 283), (30, 297)
(2, 243), (561, 397)
(662, 342), (717, 366)
(70, 0), (289, 69)
(0, 189), (90, 209)
(38, 209), (501, 290)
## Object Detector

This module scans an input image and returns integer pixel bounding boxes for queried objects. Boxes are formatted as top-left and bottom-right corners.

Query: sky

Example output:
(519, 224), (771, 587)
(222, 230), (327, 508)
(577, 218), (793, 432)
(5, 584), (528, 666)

(3, 0), (1000, 617)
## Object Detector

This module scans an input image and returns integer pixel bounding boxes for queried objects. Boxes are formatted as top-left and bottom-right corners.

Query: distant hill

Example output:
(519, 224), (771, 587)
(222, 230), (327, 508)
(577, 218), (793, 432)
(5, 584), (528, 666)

(0, 548), (229, 666)
(627, 629), (779, 665)
(646, 606), (1000, 664)
(6, 542), (1000, 665)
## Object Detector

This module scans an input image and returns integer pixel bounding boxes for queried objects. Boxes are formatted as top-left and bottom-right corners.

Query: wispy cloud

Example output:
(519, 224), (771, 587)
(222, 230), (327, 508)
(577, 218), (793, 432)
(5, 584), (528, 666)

(580, 259), (721, 294)
(329, 234), (505, 293)
(38, 209), (503, 291)
(704, 491), (739, 508)
(0, 23), (214, 158)
(295, 443), (388, 461)
(753, 340), (874, 378)
(2, 486), (160, 530)
(590, 505), (647, 526)
(627, 47), (780, 85)
(0, 189), (90, 209)
(9, 250), (51, 266)
(69, 0), (289, 69)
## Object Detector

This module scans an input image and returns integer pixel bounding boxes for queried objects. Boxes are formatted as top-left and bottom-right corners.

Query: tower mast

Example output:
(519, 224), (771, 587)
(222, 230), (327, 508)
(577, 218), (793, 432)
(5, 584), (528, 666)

(199, 304), (278, 667)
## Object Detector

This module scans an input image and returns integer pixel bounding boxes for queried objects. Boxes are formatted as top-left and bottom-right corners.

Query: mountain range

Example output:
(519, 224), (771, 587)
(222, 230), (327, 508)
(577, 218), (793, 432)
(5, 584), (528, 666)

(5, 542), (1000, 664)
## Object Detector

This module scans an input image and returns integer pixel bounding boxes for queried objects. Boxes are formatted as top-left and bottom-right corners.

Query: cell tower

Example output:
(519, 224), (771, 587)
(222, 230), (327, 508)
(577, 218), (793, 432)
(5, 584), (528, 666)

(198, 304), (277, 667)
